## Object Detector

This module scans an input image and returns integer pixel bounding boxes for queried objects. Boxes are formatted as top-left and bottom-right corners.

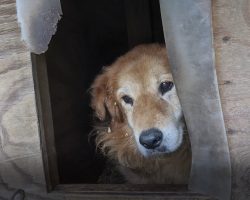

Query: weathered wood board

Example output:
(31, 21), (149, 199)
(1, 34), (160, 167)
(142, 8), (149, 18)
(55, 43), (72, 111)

(213, 0), (250, 199)
(0, 0), (62, 199)
(0, 0), (213, 199)
(0, 0), (249, 199)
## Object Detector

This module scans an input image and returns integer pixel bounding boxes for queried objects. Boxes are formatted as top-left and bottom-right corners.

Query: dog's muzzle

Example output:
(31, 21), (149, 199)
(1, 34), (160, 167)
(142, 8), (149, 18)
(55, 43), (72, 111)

(139, 128), (163, 149)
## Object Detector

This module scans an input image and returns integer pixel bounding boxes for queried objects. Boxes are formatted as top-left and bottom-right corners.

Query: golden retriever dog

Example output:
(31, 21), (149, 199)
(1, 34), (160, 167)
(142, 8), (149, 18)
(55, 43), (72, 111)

(90, 44), (191, 184)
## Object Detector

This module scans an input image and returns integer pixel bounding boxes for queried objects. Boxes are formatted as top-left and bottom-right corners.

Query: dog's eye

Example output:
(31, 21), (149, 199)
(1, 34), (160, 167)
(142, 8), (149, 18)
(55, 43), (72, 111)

(122, 95), (133, 106)
(159, 81), (174, 95)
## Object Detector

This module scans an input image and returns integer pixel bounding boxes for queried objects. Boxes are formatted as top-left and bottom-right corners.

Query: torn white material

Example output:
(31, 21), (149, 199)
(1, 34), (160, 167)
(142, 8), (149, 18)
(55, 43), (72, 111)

(16, 0), (62, 54)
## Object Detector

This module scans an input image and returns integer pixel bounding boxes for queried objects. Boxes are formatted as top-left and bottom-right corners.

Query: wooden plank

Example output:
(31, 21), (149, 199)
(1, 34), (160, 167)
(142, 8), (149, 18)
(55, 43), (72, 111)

(0, 0), (249, 200)
(64, 194), (215, 200)
(213, 0), (250, 199)
(0, 0), (62, 199)
(56, 184), (216, 200)
(31, 54), (60, 191)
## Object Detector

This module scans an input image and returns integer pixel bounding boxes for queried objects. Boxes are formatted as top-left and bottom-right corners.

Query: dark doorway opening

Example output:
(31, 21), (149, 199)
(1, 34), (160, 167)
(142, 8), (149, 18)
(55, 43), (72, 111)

(45, 0), (164, 184)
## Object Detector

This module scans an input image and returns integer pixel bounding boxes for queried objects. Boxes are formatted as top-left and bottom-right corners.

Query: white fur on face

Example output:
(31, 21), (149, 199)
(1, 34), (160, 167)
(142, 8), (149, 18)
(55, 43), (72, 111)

(139, 86), (184, 157)
(134, 121), (184, 157)
(161, 122), (184, 152)
(117, 74), (184, 157)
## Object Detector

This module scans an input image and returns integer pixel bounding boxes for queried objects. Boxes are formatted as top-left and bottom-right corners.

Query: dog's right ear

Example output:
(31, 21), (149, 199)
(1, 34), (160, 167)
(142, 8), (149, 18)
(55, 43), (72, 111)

(90, 72), (109, 121)
(91, 68), (124, 122)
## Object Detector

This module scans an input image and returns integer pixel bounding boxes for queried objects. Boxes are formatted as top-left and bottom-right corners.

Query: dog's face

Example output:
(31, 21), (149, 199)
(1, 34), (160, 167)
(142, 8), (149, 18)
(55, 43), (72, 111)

(91, 44), (184, 157)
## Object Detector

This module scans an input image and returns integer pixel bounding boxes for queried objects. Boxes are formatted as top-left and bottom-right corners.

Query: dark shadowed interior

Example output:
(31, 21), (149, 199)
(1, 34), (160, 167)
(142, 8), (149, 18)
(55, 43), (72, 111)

(45, 0), (164, 183)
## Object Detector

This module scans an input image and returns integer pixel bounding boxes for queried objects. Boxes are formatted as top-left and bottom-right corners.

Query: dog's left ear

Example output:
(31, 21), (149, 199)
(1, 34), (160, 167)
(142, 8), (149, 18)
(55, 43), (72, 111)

(90, 69), (124, 122)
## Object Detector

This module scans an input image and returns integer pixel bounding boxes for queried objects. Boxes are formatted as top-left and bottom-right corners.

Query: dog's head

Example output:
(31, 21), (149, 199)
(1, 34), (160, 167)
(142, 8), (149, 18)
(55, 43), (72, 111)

(91, 44), (185, 158)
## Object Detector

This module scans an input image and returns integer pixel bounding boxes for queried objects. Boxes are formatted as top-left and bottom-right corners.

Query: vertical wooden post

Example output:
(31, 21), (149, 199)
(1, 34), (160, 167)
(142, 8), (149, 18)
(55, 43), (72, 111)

(31, 54), (60, 191)
(213, 0), (250, 199)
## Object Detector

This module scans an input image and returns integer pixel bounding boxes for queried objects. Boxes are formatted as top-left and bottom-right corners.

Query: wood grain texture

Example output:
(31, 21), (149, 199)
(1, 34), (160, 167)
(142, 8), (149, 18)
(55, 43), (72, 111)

(0, 0), (62, 199)
(1, 0), (250, 199)
(213, 0), (250, 199)
(56, 184), (216, 200)
(31, 54), (60, 191)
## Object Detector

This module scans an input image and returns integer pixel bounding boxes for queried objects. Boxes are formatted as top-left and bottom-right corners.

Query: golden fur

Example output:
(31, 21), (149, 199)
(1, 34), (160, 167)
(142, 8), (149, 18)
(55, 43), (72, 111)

(90, 44), (191, 184)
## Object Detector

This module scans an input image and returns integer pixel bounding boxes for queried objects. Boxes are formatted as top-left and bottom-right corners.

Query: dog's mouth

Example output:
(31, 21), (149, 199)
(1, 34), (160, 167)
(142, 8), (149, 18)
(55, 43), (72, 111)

(141, 144), (179, 157)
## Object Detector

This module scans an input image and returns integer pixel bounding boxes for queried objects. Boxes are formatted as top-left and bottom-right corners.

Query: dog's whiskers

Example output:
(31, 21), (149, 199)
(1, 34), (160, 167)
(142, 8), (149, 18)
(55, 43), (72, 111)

(111, 132), (130, 139)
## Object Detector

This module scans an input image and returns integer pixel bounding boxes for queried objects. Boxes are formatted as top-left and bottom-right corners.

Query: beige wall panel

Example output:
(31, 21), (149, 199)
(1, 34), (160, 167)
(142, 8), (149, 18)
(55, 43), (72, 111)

(214, 0), (250, 199)
(0, 0), (62, 199)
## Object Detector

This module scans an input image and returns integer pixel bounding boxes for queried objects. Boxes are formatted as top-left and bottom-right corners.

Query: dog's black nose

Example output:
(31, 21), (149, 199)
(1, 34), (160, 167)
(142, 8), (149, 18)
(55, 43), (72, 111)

(139, 128), (163, 149)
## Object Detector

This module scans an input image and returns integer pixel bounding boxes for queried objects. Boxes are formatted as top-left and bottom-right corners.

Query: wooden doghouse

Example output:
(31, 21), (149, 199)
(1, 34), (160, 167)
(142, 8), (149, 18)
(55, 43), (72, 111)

(0, 0), (250, 199)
